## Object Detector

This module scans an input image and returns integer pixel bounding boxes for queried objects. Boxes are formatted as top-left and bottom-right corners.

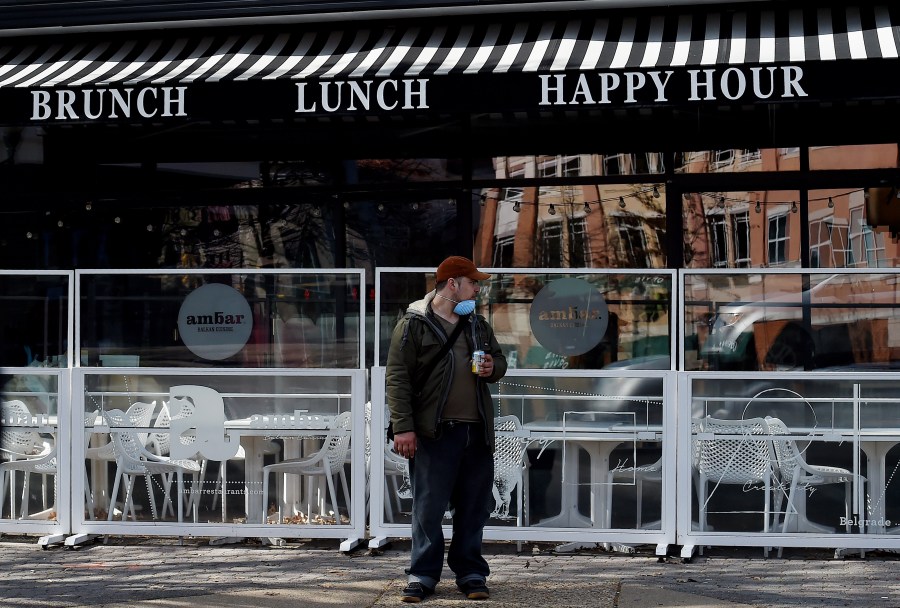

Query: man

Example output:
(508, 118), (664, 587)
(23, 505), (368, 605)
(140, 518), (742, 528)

(386, 255), (507, 603)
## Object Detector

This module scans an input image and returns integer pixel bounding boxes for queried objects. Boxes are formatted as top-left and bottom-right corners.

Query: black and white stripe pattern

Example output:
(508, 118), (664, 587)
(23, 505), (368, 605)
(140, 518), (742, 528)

(0, 5), (897, 88)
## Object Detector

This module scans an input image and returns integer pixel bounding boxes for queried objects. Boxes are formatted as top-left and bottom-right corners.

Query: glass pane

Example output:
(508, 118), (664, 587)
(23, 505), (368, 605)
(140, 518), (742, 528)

(683, 191), (800, 269)
(810, 145), (899, 170)
(0, 372), (60, 522)
(689, 376), (899, 536)
(379, 270), (672, 370)
(344, 197), (458, 270)
(489, 154), (665, 179)
(0, 274), (69, 367)
(350, 159), (460, 183)
(490, 372), (665, 529)
(809, 187), (899, 268)
(81, 371), (354, 525)
(675, 148), (797, 173)
(79, 272), (361, 368)
(684, 271), (900, 372)
(476, 183), (666, 269)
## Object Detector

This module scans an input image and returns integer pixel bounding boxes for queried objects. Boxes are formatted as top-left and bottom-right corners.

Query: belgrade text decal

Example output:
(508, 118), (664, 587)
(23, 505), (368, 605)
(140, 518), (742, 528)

(537, 65), (807, 105)
(30, 86), (188, 120)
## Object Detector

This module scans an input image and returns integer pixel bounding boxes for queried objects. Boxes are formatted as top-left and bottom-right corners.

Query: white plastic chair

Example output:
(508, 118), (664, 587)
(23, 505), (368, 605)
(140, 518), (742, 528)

(694, 416), (778, 537)
(492, 415), (529, 522)
(766, 416), (865, 537)
(382, 442), (411, 522)
(261, 411), (352, 524)
(0, 400), (56, 519)
(84, 400), (155, 517)
(105, 407), (202, 522)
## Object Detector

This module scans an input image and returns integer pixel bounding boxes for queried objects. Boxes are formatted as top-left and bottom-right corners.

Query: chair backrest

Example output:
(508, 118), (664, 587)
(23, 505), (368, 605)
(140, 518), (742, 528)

(765, 416), (802, 482)
(148, 397), (197, 457)
(1, 400), (44, 457)
(493, 415), (528, 478)
(104, 401), (157, 466)
(148, 402), (171, 456)
(696, 416), (775, 484)
(322, 411), (353, 475)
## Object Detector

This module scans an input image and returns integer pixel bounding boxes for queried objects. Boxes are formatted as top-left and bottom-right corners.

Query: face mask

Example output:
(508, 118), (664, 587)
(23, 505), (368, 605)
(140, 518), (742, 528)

(453, 299), (476, 316)
(437, 293), (476, 316)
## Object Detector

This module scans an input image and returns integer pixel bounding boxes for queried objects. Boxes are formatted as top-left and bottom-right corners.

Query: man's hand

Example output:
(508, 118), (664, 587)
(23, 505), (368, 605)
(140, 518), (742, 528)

(478, 353), (495, 378)
(393, 431), (417, 459)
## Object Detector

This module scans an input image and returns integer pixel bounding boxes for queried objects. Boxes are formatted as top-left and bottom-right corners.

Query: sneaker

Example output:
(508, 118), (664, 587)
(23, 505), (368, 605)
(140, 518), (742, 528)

(401, 581), (434, 603)
(457, 579), (490, 600)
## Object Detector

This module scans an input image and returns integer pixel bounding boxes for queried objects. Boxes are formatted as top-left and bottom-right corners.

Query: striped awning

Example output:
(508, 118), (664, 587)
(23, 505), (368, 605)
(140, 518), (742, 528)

(0, 5), (898, 89)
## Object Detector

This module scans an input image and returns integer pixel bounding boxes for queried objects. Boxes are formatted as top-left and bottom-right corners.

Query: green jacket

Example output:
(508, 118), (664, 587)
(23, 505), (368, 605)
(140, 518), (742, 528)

(385, 290), (507, 451)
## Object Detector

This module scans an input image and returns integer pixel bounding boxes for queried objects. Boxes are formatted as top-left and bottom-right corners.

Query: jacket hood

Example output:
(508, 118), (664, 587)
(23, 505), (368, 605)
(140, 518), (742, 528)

(406, 289), (436, 317)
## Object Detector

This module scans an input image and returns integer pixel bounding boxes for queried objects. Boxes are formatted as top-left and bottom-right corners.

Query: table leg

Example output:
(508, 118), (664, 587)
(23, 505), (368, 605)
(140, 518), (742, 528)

(535, 440), (620, 528)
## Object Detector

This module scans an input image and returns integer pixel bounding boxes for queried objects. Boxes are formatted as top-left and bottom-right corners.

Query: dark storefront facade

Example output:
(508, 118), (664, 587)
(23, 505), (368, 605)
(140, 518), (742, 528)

(4, 1), (900, 554)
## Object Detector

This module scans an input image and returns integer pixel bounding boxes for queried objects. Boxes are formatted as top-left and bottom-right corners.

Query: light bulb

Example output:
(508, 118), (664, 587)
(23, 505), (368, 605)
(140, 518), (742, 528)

(583, 201), (591, 214)
(755, 200), (761, 213)
(653, 186), (660, 199)
(791, 201), (798, 213)
(548, 204), (556, 216)
(618, 197), (626, 208)
(828, 197), (834, 208)
(513, 201), (520, 213)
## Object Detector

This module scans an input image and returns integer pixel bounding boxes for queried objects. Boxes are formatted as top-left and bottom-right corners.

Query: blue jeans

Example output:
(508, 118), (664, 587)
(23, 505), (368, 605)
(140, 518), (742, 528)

(407, 421), (493, 589)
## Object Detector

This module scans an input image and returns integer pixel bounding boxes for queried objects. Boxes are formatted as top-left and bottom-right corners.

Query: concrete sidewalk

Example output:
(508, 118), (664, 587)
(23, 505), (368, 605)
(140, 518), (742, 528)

(0, 535), (897, 607)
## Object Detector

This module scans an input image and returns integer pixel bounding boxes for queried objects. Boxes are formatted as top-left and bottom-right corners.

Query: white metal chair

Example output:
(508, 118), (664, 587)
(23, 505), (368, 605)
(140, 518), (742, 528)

(491, 415), (529, 522)
(0, 400), (56, 519)
(261, 411), (352, 524)
(84, 400), (155, 518)
(694, 416), (778, 536)
(105, 407), (202, 522)
(766, 416), (865, 537)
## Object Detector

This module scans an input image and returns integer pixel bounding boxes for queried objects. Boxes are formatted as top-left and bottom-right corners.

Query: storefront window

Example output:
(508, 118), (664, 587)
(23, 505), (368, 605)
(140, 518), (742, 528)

(476, 183), (666, 269)
(683, 191), (801, 269)
(683, 271), (900, 372)
(350, 158), (461, 183)
(675, 148), (796, 173)
(344, 197), (458, 270)
(810, 144), (899, 170)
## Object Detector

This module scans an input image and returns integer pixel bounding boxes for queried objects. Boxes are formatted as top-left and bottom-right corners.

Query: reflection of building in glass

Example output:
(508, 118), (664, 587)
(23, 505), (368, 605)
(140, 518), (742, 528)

(679, 146), (900, 269)
(475, 154), (667, 270)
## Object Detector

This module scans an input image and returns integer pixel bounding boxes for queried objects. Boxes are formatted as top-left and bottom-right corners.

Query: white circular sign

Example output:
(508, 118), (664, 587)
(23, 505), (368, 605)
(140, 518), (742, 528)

(177, 283), (253, 360)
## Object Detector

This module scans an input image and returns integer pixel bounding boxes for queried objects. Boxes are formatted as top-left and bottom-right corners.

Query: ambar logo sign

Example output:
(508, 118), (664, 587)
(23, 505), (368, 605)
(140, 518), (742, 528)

(178, 283), (253, 360)
(529, 278), (608, 356)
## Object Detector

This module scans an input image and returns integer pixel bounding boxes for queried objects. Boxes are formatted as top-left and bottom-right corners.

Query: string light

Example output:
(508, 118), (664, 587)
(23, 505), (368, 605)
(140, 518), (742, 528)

(653, 185), (660, 199)
(618, 196), (626, 208)
(583, 201), (591, 214)
(513, 201), (520, 212)
(791, 201), (798, 213)
(479, 193), (486, 207)
(755, 200), (761, 213)
(84, 202), (92, 211)
(828, 197), (834, 208)
(548, 203), (557, 215)
(718, 196), (726, 209)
